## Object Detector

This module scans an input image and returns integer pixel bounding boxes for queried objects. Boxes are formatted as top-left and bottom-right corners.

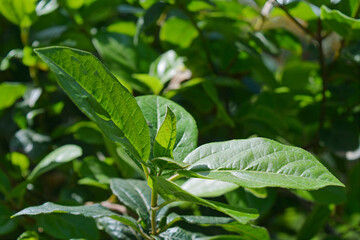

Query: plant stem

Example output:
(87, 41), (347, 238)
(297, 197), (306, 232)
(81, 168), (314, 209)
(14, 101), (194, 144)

(167, 173), (181, 182)
(276, 1), (316, 38)
(150, 185), (158, 236)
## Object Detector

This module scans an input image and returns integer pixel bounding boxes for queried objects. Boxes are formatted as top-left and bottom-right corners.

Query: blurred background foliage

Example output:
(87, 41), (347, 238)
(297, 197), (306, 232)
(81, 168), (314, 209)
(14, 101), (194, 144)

(0, 0), (359, 239)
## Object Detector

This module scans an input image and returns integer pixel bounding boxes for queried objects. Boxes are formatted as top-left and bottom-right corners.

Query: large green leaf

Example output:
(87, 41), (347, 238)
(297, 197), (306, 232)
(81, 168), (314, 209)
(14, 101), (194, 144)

(153, 107), (177, 158)
(35, 47), (150, 162)
(136, 96), (197, 161)
(154, 177), (258, 224)
(13, 202), (140, 233)
(180, 138), (344, 190)
(27, 145), (82, 181)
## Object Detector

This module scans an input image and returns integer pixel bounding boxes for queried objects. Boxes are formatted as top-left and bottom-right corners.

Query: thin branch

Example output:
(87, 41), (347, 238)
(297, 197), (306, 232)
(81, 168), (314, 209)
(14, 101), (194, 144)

(276, 2), (316, 38)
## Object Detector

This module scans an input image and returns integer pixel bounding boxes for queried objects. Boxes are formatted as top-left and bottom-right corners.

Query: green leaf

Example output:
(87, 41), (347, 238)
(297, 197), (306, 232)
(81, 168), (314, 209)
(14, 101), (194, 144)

(132, 73), (163, 95)
(75, 156), (118, 188)
(165, 213), (233, 226)
(13, 202), (141, 233)
(97, 217), (142, 240)
(181, 178), (239, 198)
(164, 214), (269, 240)
(152, 157), (190, 171)
(180, 138), (344, 190)
(0, 0), (37, 27)
(27, 145), (82, 181)
(160, 17), (199, 48)
(321, 5), (360, 40)
(35, 214), (99, 240)
(110, 178), (152, 227)
(154, 177), (258, 224)
(226, 188), (276, 216)
(136, 96), (198, 161)
(92, 31), (157, 93)
(159, 227), (204, 239)
(0, 82), (26, 110)
(34, 46), (150, 162)
(153, 107), (177, 158)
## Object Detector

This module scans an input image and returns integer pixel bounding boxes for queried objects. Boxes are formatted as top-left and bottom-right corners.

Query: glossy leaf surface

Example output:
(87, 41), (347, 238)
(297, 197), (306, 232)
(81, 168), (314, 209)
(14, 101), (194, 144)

(27, 145), (82, 181)
(153, 107), (177, 158)
(181, 138), (344, 190)
(35, 47), (150, 162)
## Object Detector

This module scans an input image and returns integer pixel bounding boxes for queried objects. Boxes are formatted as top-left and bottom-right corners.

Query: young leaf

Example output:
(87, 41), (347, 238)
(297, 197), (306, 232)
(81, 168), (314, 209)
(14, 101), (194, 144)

(153, 177), (258, 224)
(136, 95), (198, 161)
(27, 145), (82, 181)
(180, 138), (344, 190)
(153, 107), (177, 158)
(34, 47), (150, 162)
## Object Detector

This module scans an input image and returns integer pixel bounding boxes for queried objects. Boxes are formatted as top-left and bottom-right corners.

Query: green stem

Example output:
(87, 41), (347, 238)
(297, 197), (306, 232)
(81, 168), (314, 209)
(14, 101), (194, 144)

(167, 173), (181, 182)
(151, 185), (158, 236)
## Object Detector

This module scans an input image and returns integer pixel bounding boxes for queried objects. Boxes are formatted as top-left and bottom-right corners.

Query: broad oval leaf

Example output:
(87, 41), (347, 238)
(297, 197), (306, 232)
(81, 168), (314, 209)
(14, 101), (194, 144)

(136, 95), (197, 161)
(154, 177), (258, 224)
(181, 138), (344, 190)
(35, 47), (150, 162)
(27, 144), (82, 181)
(153, 107), (177, 158)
